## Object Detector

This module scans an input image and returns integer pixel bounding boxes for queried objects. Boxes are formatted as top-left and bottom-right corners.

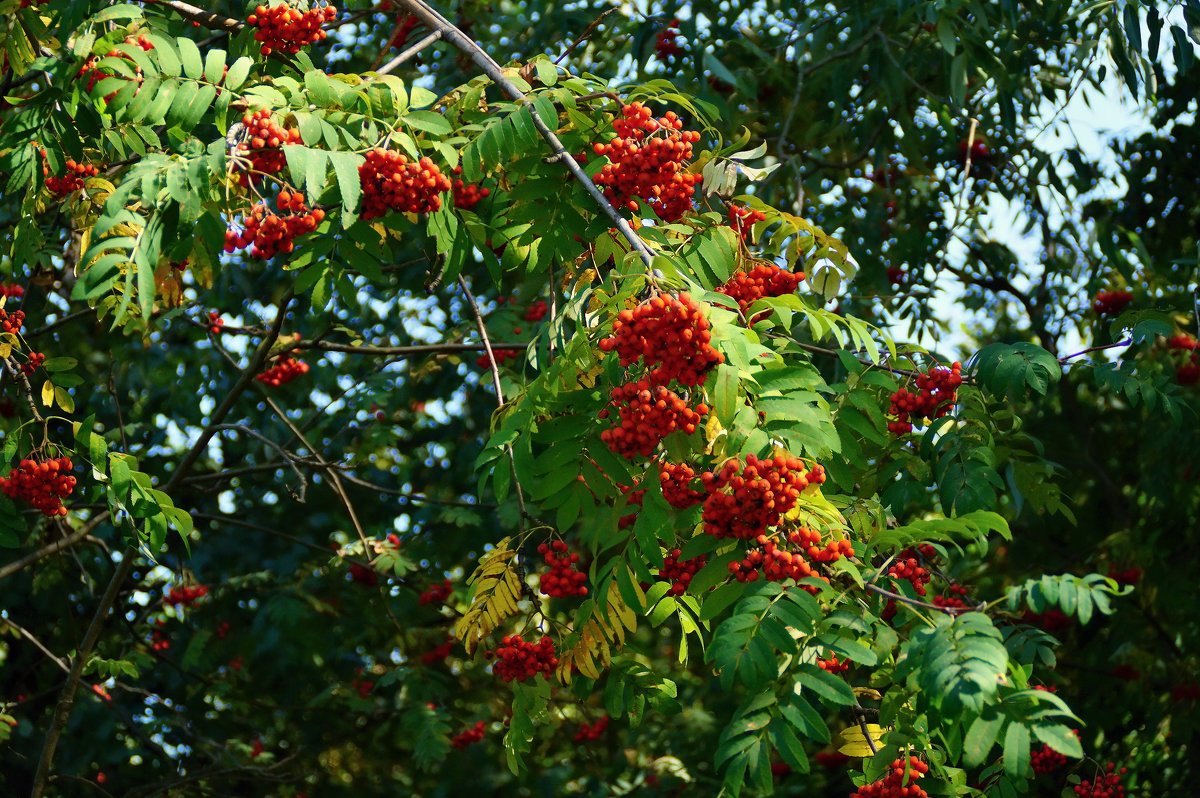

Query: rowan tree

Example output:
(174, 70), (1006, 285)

(0, 1), (1197, 797)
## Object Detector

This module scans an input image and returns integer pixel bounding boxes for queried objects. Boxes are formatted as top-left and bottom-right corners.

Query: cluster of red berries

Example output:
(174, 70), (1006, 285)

(887, 363), (963, 435)
(0, 283), (23, 299)
(237, 111), (301, 185)
(450, 720), (487, 749)
(618, 482), (645, 530)
(76, 35), (154, 99)
(0, 308), (24, 334)
(653, 19), (683, 60)
(932, 583), (970, 611)
(599, 293), (722, 386)
(1167, 333), (1200, 385)
(150, 625), (171, 652)
(817, 653), (851, 673)
(729, 529), (850, 586)
(717, 264), (804, 319)
(538, 540), (588, 598)
(45, 159), (100, 196)
(728, 203), (766, 241)
(475, 347), (521, 369)
(224, 193), (325, 259)
(21, 351), (45, 376)
(599, 380), (707, 459)
(164, 584), (209, 606)
(851, 757), (930, 798)
(486, 635), (558, 682)
(359, 149), (452, 219)
(657, 548), (705, 596)
(958, 137), (992, 163)
(255, 355), (310, 387)
(887, 544), (937, 596)
(387, 11), (420, 50)
(523, 300), (548, 322)
(593, 103), (702, 222)
(206, 311), (225, 335)
(349, 561), (378, 586)
(247, 2), (337, 55)
(1073, 763), (1127, 798)
(574, 715), (609, 742)
(450, 166), (490, 210)
(418, 578), (453, 605)
(1092, 290), (1133, 316)
(701, 455), (823, 539)
(420, 637), (454, 666)
(0, 457), (76, 516)
(659, 461), (705, 509)
(1031, 730), (1078, 774)
(350, 676), (374, 698)
(1022, 607), (1072, 634)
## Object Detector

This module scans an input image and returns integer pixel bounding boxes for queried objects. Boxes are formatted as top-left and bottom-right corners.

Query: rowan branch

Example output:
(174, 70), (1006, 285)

(0, 512), (110, 583)
(142, 0), (244, 33)
(377, 30), (444, 76)
(390, 0), (655, 267)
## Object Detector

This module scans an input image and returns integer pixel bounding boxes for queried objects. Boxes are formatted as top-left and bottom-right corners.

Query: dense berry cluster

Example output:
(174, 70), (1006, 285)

(599, 293), (722, 386)
(887, 362), (962, 434)
(659, 462), (705, 509)
(45, 158), (100, 196)
(729, 529), (851, 586)
(255, 355), (310, 387)
(654, 19), (683, 60)
(418, 578), (453, 605)
(475, 347), (521, 369)
(593, 103), (702, 222)
(1092, 290), (1133, 316)
(1031, 741), (1070, 774)
(387, 11), (420, 50)
(1167, 333), (1200, 385)
(657, 548), (705, 596)
(538, 540), (588, 598)
(717, 264), (804, 318)
(701, 455), (823, 539)
(851, 757), (930, 798)
(349, 561), (378, 586)
(887, 544), (936, 596)
(359, 149), (451, 219)
(817, 653), (851, 673)
(0, 457), (76, 516)
(618, 482), (645, 530)
(1073, 763), (1127, 798)
(487, 635), (558, 682)
(450, 720), (486, 750)
(1023, 607), (1072, 633)
(599, 380), (707, 459)
(574, 715), (609, 742)
(0, 308), (24, 334)
(21, 351), (45, 375)
(236, 111), (301, 185)
(164, 584), (209, 607)
(728, 203), (766, 241)
(247, 2), (337, 55)
(932, 584), (970, 611)
(150, 624), (171, 652)
(450, 166), (491, 210)
(207, 312), (225, 335)
(76, 35), (154, 99)
(224, 192), (325, 259)
(0, 283), (24, 299)
(523, 300), (548, 322)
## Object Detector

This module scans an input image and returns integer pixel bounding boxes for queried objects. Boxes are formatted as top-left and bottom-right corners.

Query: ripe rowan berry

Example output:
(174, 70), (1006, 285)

(0, 283), (24, 299)
(450, 166), (491, 210)
(574, 715), (609, 742)
(418, 578), (453, 605)
(523, 300), (548, 322)
(236, 110), (302, 186)
(817, 653), (850, 674)
(486, 634), (558, 682)
(851, 756), (930, 798)
(207, 311), (225, 335)
(887, 545), (936, 596)
(538, 540), (588, 598)
(420, 637), (454, 666)
(1022, 607), (1072, 633)
(1073, 762), (1127, 798)
(599, 379), (707, 459)
(593, 103), (702, 222)
(887, 363), (962, 435)
(653, 19), (683, 60)
(1092, 289), (1133, 316)
(349, 561), (378, 586)
(224, 193), (325, 260)
(475, 347), (521, 369)
(717, 264), (804, 320)
(659, 462), (704, 509)
(255, 355), (309, 387)
(21, 351), (45, 376)
(727, 203), (766, 241)
(450, 720), (487, 749)
(359, 149), (452, 218)
(599, 293), (722, 386)
(387, 11), (420, 50)
(0, 308), (25, 334)
(657, 548), (705, 596)
(247, 2), (337, 55)
(0, 456), (76, 516)
(164, 584), (209, 607)
(45, 158), (100, 196)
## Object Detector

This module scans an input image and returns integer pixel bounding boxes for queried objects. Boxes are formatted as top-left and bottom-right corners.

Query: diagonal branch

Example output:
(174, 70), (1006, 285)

(391, 0), (654, 267)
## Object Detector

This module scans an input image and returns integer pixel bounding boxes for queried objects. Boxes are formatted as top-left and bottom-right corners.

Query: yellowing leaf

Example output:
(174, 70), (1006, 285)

(852, 687), (882, 701)
(0, 343), (11, 359)
(41, 380), (55, 408)
(453, 537), (523, 654)
(836, 723), (887, 757)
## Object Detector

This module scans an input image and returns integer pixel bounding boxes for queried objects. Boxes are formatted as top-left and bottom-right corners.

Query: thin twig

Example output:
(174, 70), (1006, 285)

(1058, 338), (1132, 364)
(377, 30), (443, 76)
(554, 7), (619, 65)
(142, 0), (244, 33)
(0, 512), (110, 582)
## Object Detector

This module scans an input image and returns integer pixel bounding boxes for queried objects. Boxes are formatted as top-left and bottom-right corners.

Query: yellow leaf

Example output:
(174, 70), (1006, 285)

(41, 380), (54, 408)
(852, 687), (882, 701)
(454, 538), (522, 653)
(0, 343), (11, 359)
(54, 386), (75, 414)
(836, 723), (886, 757)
